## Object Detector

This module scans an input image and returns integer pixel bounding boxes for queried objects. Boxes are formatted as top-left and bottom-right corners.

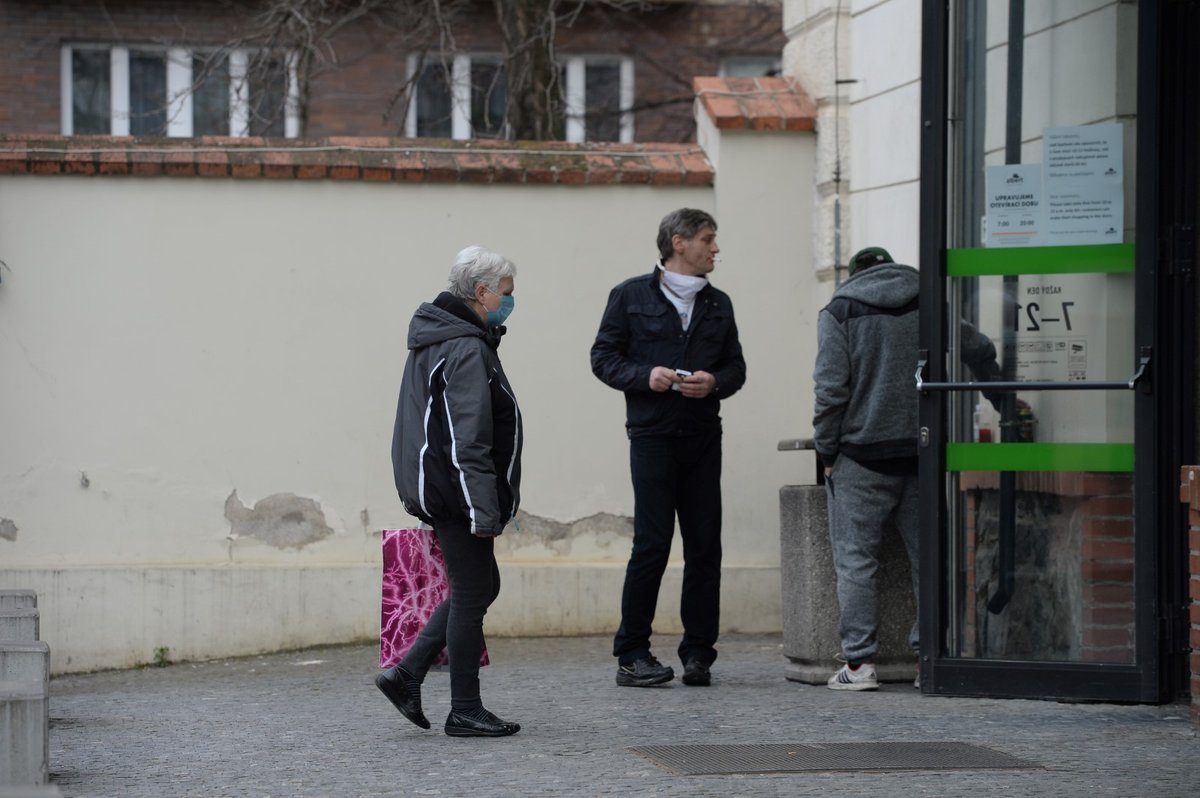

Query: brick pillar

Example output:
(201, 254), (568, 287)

(1080, 475), (1136, 663)
(1180, 466), (1200, 728)
(962, 489), (978, 657)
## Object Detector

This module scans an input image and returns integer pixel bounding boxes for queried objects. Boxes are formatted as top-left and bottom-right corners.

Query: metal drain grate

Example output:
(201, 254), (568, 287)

(628, 742), (1039, 775)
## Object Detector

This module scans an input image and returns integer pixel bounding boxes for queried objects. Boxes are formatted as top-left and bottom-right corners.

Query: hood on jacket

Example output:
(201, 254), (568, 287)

(407, 291), (500, 351)
(834, 262), (919, 310)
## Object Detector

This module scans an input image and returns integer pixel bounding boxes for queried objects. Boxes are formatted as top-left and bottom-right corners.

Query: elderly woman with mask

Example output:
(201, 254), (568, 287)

(377, 245), (522, 737)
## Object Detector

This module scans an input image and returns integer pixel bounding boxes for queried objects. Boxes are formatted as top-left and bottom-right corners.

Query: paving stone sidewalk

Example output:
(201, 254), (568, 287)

(46, 633), (1197, 797)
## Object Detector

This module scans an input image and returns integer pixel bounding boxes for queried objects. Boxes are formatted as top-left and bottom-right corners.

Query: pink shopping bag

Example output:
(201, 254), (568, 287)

(379, 528), (489, 668)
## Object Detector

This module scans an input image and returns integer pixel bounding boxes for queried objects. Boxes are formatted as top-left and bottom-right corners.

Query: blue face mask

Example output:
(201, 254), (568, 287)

(486, 293), (514, 327)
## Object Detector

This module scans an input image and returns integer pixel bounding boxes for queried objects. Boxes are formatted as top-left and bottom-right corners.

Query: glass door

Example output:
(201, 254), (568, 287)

(934, 247), (1144, 674)
(916, 0), (1165, 701)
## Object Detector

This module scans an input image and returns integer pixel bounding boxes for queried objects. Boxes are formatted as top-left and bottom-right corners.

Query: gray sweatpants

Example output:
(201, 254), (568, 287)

(825, 455), (920, 662)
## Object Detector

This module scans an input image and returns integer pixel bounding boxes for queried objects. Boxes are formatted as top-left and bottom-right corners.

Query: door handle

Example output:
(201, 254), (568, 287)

(916, 347), (1151, 394)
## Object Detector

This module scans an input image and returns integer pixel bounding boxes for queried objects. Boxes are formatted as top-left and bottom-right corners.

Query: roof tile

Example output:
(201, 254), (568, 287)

(694, 76), (816, 133)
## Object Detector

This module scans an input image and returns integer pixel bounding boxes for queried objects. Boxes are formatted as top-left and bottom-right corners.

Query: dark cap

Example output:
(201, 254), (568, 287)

(848, 246), (893, 276)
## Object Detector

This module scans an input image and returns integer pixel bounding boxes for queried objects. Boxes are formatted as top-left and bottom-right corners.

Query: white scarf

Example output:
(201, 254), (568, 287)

(658, 265), (707, 329)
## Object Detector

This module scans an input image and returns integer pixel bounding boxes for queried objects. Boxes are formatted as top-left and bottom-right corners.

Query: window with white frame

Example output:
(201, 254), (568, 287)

(562, 56), (633, 144)
(406, 54), (633, 143)
(61, 44), (300, 138)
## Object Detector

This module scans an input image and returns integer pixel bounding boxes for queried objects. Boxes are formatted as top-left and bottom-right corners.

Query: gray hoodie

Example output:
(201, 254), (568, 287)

(812, 263), (921, 466)
(812, 263), (1000, 466)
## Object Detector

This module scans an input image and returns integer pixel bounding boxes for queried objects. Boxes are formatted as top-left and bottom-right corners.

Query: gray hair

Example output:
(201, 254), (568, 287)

(657, 208), (717, 260)
(446, 245), (516, 300)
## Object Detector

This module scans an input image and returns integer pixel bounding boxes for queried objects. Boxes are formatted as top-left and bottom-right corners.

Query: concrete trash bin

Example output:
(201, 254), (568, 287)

(778, 439), (920, 684)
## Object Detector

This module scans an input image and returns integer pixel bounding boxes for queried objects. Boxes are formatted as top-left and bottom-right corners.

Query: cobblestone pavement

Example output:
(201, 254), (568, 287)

(47, 634), (1197, 797)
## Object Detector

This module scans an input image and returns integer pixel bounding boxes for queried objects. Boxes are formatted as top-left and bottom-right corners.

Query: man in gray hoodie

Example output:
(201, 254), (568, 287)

(813, 246), (999, 691)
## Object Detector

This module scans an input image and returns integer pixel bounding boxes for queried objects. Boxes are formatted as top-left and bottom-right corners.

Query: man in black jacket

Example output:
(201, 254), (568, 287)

(591, 208), (746, 687)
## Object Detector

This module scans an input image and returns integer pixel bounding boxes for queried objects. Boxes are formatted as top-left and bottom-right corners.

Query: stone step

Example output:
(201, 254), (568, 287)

(0, 643), (50, 684)
(0, 610), (39, 643)
(0, 592), (37, 611)
(0, 787), (63, 797)
(0, 680), (50, 786)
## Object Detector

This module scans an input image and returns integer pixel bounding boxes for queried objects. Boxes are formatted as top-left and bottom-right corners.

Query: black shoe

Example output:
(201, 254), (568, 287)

(444, 707), (521, 738)
(375, 666), (431, 729)
(616, 656), (675, 687)
(681, 657), (711, 686)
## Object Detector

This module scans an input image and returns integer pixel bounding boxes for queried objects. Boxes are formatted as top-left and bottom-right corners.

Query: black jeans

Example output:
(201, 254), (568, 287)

(613, 430), (723, 667)
(400, 518), (500, 710)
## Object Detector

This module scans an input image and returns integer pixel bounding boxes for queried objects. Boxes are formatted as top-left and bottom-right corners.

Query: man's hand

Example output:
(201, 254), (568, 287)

(824, 467), (832, 479)
(649, 366), (683, 392)
(678, 370), (717, 399)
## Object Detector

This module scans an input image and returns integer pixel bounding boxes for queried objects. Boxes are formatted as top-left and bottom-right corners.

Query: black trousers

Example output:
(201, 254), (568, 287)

(400, 517), (500, 710)
(613, 430), (723, 667)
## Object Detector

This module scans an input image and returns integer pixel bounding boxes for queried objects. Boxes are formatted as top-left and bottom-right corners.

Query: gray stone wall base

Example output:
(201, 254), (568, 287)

(780, 485), (919, 685)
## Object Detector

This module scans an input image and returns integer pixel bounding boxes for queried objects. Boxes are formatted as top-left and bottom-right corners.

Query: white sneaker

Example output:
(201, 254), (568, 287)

(827, 661), (879, 691)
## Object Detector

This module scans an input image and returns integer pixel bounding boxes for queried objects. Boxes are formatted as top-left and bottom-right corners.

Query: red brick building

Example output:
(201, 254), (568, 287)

(0, 0), (785, 143)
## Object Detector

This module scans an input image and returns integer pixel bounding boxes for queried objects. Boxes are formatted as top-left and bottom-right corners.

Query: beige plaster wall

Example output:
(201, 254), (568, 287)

(0, 127), (817, 671)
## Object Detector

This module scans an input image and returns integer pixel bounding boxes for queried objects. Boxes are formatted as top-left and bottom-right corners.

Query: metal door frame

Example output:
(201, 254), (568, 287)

(916, 0), (1183, 702)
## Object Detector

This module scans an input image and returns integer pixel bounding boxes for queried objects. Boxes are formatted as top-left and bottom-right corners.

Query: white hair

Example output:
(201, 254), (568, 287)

(447, 245), (516, 300)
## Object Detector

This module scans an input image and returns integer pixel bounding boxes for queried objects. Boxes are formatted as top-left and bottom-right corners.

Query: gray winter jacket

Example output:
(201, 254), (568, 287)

(812, 263), (999, 466)
(391, 292), (522, 537)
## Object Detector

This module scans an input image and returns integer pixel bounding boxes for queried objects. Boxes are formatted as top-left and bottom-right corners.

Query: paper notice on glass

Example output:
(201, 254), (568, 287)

(1043, 123), (1124, 246)
(1043, 184), (1124, 246)
(985, 164), (1044, 247)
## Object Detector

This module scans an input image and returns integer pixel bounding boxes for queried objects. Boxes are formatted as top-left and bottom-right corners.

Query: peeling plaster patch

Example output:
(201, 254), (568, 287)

(496, 511), (633, 556)
(224, 490), (334, 549)
(0, 518), (17, 542)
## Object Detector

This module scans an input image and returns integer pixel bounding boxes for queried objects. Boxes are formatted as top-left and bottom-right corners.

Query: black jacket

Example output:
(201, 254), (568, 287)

(392, 292), (522, 536)
(591, 267), (746, 437)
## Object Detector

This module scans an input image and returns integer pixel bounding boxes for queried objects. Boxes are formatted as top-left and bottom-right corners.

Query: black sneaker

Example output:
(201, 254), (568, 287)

(681, 657), (711, 686)
(616, 656), (674, 687)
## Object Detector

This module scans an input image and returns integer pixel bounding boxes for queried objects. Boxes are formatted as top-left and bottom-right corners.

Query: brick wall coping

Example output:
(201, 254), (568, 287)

(694, 76), (817, 131)
(0, 135), (713, 186)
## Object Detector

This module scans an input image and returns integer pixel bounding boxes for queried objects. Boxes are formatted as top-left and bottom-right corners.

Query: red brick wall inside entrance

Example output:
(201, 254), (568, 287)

(1181, 466), (1200, 727)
